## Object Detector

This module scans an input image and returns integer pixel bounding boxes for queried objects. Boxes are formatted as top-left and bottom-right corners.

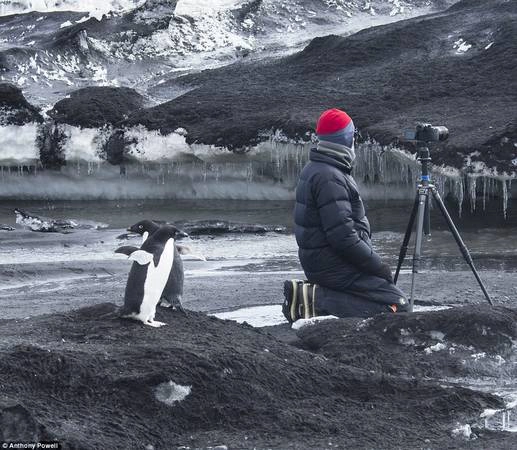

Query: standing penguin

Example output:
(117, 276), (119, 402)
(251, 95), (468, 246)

(115, 225), (185, 327)
(127, 220), (189, 313)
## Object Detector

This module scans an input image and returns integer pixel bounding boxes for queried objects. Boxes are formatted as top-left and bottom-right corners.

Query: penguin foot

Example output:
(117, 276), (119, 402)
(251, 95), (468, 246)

(159, 299), (173, 308)
(145, 320), (167, 328)
(175, 304), (187, 316)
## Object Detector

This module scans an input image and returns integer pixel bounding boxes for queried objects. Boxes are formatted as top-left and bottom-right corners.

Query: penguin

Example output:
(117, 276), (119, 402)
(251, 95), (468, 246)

(127, 220), (189, 313)
(115, 225), (185, 327)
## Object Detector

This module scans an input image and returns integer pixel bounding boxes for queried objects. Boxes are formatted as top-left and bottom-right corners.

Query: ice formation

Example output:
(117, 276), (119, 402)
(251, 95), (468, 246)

(0, 125), (514, 211)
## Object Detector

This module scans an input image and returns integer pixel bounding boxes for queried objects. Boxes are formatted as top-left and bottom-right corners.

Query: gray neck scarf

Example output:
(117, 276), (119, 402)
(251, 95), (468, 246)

(316, 139), (356, 171)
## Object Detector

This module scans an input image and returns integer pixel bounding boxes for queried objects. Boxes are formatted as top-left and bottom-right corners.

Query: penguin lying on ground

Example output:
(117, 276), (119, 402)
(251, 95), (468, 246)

(127, 220), (190, 313)
(115, 225), (186, 327)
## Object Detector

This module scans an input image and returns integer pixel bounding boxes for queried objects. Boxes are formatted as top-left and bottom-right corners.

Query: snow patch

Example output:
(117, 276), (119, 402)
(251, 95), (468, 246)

(0, 0), (146, 20)
(154, 381), (191, 406)
(429, 330), (445, 341)
(453, 38), (472, 54)
(0, 124), (39, 164)
(175, 0), (241, 17)
(62, 126), (108, 163)
(424, 342), (447, 354)
(292, 315), (339, 330)
(125, 127), (191, 162)
(451, 424), (472, 439)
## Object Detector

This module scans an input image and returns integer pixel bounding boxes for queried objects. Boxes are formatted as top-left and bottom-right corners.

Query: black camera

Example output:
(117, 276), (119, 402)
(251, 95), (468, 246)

(404, 123), (449, 142)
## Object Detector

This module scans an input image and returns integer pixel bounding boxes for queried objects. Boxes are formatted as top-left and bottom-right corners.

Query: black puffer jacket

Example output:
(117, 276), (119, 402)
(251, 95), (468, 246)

(294, 148), (383, 290)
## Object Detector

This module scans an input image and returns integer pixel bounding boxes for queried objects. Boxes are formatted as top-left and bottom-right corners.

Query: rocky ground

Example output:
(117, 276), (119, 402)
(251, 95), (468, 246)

(1, 245), (517, 448)
(1, 300), (516, 449)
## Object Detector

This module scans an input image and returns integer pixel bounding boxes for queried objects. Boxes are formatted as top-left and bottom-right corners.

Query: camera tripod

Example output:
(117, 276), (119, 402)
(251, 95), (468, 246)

(393, 146), (493, 311)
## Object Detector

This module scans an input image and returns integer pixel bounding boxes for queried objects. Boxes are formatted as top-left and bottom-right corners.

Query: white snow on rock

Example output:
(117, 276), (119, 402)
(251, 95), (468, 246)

(0, 124), (40, 164)
(451, 423), (472, 439)
(154, 381), (191, 406)
(429, 330), (445, 340)
(175, 0), (241, 17)
(0, 0), (146, 19)
(292, 315), (339, 330)
(481, 408), (501, 419)
(62, 126), (109, 164)
(424, 342), (447, 354)
(453, 38), (472, 53)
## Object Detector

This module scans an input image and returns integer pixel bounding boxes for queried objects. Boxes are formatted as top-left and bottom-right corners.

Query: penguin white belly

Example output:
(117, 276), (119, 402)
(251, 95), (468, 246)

(135, 239), (175, 327)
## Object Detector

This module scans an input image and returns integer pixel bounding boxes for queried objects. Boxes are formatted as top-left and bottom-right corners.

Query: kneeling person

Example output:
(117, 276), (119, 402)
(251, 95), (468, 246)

(284, 108), (408, 322)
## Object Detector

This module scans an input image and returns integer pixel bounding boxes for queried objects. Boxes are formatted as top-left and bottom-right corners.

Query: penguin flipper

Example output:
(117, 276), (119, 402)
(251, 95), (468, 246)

(115, 245), (139, 256)
(128, 250), (154, 265)
(115, 246), (154, 265)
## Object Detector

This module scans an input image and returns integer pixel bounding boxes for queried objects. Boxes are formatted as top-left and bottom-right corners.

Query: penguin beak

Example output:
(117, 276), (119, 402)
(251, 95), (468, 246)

(176, 231), (189, 240)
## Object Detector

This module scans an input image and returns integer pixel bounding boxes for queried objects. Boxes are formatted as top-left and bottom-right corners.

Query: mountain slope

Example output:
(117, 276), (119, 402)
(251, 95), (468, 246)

(126, 0), (516, 172)
(0, 0), (454, 104)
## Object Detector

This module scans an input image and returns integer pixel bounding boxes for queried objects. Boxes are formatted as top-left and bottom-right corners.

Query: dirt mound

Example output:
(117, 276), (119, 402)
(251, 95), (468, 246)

(0, 83), (42, 125)
(0, 303), (515, 449)
(296, 305), (517, 380)
(49, 87), (145, 128)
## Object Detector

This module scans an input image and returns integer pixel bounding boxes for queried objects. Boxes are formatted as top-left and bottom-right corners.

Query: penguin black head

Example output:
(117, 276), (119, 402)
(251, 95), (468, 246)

(128, 220), (189, 240)
(127, 220), (159, 235)
(153, 225), (189, 242)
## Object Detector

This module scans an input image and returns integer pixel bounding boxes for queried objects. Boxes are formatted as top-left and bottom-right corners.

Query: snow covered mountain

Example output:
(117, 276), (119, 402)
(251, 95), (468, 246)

(0, 0), (145, 18)
(0, 0), (454, 104)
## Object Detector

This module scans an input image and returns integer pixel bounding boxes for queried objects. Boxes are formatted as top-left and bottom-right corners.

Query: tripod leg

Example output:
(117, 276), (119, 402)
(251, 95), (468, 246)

(409, 190), (428, 312)
(424, 193), (431, 236)
(431, 187), (494, 306)
(394, 194), (419, 284)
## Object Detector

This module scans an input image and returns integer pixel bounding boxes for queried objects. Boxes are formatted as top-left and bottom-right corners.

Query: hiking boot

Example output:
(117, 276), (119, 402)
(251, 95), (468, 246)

(282, 279), (303, 323)
(301, 282), (317, 319)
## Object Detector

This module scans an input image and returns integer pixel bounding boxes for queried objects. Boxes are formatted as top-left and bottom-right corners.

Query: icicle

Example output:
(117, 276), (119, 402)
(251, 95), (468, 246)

(482, 176), (487, 210)
(467, 175), (477, 212)
(502, 179), (508, 219)
(247, 162), (253, 183)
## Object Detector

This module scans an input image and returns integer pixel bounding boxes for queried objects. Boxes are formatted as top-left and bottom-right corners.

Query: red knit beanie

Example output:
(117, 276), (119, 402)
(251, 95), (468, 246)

(316, 109), (352, 135)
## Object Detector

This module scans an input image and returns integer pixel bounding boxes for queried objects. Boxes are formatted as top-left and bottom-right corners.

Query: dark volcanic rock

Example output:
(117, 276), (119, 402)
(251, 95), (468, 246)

(49, 86), (145, 128)
(14, 208), (106, 232)
(169, 219), (287, 235)
(0, 83), (42, 125)
(127, 0), (517, 172)
(0, 303), (514, 448)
